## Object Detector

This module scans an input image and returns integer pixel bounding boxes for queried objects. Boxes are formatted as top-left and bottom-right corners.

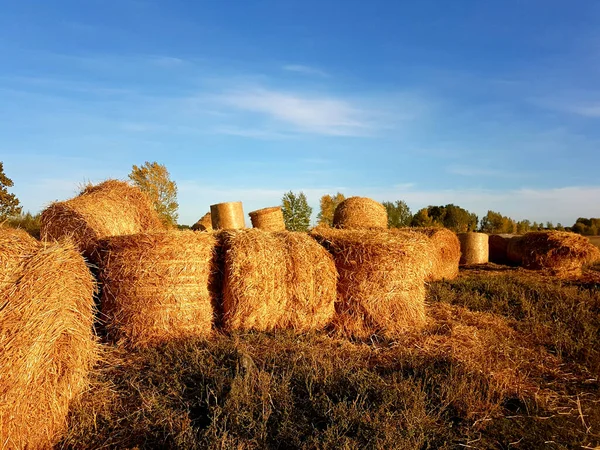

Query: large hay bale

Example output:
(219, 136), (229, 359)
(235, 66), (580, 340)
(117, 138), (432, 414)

(97, 231), (217, 348)
(192, 212), (213, 232)
(40, 179), (164, 256)
(211, 201), (245, 230)
(505, 231), (600, 275)
(310, 227), (432, 338)
(489, 234), (514, 265)
(333, 197), (388, 230)
(0, 226), (39, 290)
(400, 227), (461, 280)
(249, 206), (286, 231)
(220, 229), (337, 332)
(0, 233), (97, 449)
(458, 232), (489, 265)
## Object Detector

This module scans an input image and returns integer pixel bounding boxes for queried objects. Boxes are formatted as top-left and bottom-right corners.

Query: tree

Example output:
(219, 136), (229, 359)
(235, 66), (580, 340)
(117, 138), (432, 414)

(282, 191), (312, 232)
(129, 161), (179, 226)
(411, 208), (434, 227)
(317, 192), (345, 226)
(0, 162), (22, 219)
(419, 204), (477, 232)
(480, 210), (516, 234)
(383, 200), (412, 228)
(516, 220), (531, 234)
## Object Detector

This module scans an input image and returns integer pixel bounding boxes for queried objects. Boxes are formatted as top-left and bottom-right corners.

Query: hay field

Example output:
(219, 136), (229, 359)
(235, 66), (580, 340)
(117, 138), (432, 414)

(59, 267), (600, 449)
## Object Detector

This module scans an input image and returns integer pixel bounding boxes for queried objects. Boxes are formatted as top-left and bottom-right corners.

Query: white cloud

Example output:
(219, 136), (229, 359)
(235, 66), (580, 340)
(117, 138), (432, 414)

(282, 64), (329, 77)
(219, 88), (374, 136)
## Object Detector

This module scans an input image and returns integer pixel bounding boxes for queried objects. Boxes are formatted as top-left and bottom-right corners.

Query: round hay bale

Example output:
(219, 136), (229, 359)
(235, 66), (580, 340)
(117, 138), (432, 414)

(332, 197), (388, 230)
(249, 206), (286, 231)
(489, 234), (514, 265)
(310, 226), (431, 338)
(458, 232), (489, 265)
(507, 236), (524, 265)
(0, 226), (39, 291)
(506, 231), (600, 276)
(0, 235), (97, 449)
(192, 212), (213, 232)
(211, 201), (245, 230)
(40, 180), (164, 257)
(220, 229), (337, 332)
(96, 230), (217, 348)
(399, 227), (461, 280)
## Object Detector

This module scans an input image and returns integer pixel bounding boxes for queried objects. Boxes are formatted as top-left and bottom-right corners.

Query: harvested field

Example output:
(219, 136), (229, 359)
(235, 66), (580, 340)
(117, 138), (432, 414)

(0, 233), (97, 449)
(311, 226), (432, 337)
(59, 269), (600, 449)
(333, 197), (388, 230)
(220, 229), (337, 332)
(96, 231), (218, 348)
(40, 180), (164, 256)
(507, 231), (600, 276)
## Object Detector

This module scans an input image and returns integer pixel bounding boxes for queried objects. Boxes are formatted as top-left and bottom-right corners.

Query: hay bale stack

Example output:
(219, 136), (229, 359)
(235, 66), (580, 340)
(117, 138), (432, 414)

(97, 231), (217, 348)
(310, 227), (432, 338)
(458, 232), (489, 265)
(506, 231), (600, 275)
(489, 234), (515, 265)
(192, 212), (213, 232)
(40, 179), (164, 256)
(0, 233), (97, 449)
(220, 229), (337, 332)
(249, 206), (286, 231)
(211, 201), (245, 230)
(401, 227), (461, 280)
(333, 197), (388, 230)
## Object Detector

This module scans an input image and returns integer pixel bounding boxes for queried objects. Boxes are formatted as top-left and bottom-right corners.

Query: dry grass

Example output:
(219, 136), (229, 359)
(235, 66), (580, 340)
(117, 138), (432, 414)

(40, 179), (164, 256)
(220, 229), (337, 332)
(0, 226), (39, 292)
(0, 233), (97, 449)
(249, 207), (286, 231)
(192, 212), (212, 232)
(400, 227), (461, 280)
(311, 226), (432, 338)
(458, 232), (489, 265)
(96, 231), (218, 349)
(210, 202), (245, 230)
(333, 197), (388, 230)
(507, 231), (600, 276)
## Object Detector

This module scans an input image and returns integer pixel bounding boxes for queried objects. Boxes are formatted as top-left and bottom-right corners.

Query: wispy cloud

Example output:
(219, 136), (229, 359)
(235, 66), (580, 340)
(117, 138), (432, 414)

(282, 64), (329, 77)
(219, 88), (375, 136)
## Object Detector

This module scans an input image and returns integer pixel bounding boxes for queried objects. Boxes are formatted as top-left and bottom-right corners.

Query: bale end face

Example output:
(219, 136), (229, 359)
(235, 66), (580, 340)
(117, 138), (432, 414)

(249, 206), (286, 231)
(211, 201), (245, 230)
(458, 232), (489, 265)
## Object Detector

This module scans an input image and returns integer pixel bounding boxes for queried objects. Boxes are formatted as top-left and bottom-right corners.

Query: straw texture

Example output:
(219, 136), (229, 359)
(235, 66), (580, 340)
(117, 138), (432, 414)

(311, 226), (432, 338)
(220, 229), (337, 332)
(400, 227), (461, 280)
(211, 202), (245, 230)
(249, 206), (286, 231)
(506, 231), (600, 276)
(0, 232), (97, 449)
(97, 230), (218, 349)
(333, 197), (388, 230)
(192, 212), (213, 232)
(40, 179), (164, 256)
(458, 232), (489, 265)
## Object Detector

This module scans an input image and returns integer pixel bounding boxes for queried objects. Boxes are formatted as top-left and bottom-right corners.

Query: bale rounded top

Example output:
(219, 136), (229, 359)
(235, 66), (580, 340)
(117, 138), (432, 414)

(332, 197), (388, 230)
(40, 179), (164, 255)
(192, 212), (212, 232)
(248, 206), (286, 231)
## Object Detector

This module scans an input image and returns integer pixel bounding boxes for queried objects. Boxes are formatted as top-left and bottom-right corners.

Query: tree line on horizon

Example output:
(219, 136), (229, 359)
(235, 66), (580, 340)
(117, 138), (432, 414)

(0, 161), (597, 237)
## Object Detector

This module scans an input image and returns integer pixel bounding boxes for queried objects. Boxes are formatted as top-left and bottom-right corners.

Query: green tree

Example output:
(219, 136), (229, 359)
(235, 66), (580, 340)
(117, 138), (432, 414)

(282, 191), (312, 231)
(317, 192), (345, 226)
(516, 220), (531, 234)
(480, 210), (516, 234)
(411, 208), (434, 227)
(423, 204), (477, 232)
(129, 161), (179, 226)
(6, 211), (40, 238)
(0, 162), (22, 219)
(383, 200), (412, 228)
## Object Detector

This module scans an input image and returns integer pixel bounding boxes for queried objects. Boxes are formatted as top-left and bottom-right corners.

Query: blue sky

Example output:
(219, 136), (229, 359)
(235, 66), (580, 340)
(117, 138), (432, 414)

(1, 0), (599, 226)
